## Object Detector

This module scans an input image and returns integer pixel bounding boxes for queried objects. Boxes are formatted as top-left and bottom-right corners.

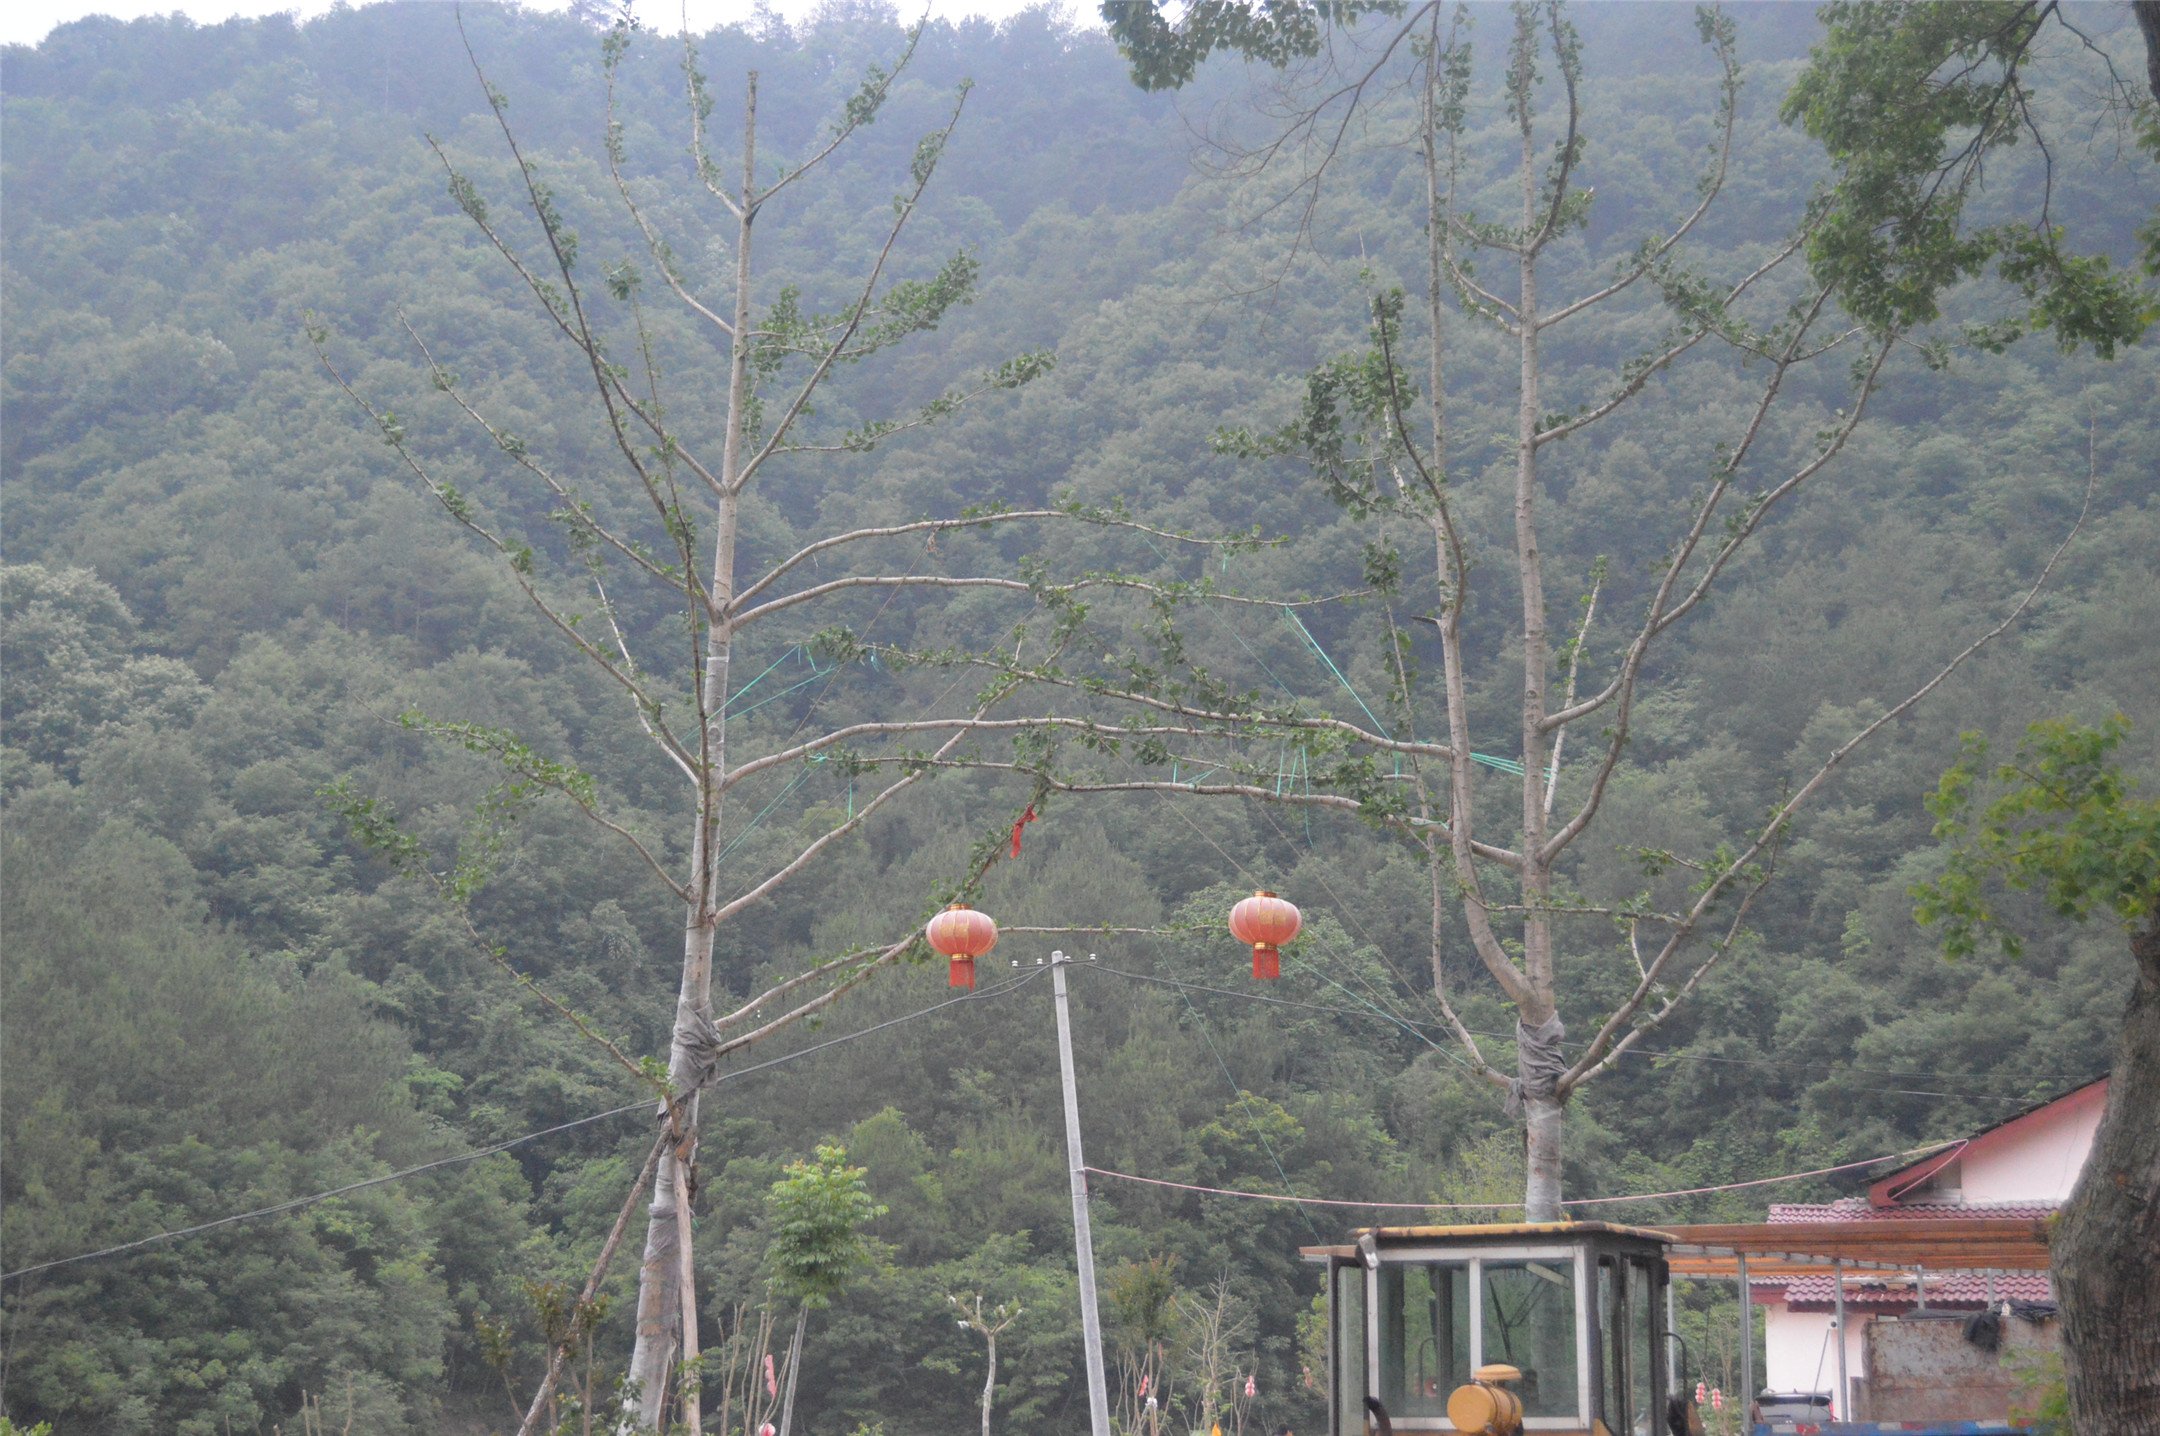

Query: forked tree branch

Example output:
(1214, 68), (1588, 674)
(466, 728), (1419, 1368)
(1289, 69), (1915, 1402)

(513, 1132), (667, 1436)
(398, 316), (697, 596)
(730, 509), (1263, 614)
(309, 338), (707, 785)
(733, 86), (974, 492)
(1561, 437), (2098, 1087)
(1536, 306), (1889, 870)
(1536, 10), (1740, 329)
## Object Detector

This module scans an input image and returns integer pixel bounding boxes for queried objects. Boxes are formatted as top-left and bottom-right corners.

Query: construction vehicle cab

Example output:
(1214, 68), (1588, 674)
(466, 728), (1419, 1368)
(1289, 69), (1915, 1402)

(1306, 1223), (1674, 1436)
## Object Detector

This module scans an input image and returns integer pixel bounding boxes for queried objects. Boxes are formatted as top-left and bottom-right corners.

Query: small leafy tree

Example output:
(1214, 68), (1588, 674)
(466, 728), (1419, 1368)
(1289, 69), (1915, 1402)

(1178, 1272), (1256, 1436)
(1106, 1254), (1182, 1436)
(765, 1142), (887, 1436)
(1914, 717), (2160, 1434)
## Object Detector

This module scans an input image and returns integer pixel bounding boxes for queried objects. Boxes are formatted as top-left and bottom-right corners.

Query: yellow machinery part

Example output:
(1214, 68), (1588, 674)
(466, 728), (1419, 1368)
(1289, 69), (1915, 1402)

(1444, 1379), (1523, 1436)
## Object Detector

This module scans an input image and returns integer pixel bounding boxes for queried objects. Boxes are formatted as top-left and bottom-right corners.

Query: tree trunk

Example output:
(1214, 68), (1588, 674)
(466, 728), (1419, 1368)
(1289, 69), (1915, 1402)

(1523, 1093), (1565, 1223)
(674, 1155), (702, 1436)
(980, 1330), (998, 1436)
(1512, 50), (1562, 1224)
(2054, 915), (2160, 1435)
(623, 954), (716, 1429)
(2132, 1), (2160, 103)
(624, 72), (758, 1433)
(777, 1305), (809, 1436)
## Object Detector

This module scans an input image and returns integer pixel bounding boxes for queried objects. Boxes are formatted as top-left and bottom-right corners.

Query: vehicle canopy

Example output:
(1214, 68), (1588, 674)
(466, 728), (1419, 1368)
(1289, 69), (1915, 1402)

(1302, 1222), (1675, 1436)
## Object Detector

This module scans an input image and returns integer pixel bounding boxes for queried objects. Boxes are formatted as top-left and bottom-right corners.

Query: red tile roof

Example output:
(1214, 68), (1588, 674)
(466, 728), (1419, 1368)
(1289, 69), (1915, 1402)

(1768, 1199), (2057, 1224)
(1765, 1271), (2053, 1310)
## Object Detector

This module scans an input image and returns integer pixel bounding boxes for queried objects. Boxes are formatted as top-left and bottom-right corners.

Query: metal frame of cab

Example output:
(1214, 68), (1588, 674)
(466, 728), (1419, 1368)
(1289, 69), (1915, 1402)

(1303, 1222), (1675, 1436)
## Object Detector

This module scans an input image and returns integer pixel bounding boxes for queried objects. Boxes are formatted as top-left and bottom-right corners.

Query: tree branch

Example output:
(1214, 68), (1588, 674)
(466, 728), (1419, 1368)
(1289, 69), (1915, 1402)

(1562, 437), (2096, 1086)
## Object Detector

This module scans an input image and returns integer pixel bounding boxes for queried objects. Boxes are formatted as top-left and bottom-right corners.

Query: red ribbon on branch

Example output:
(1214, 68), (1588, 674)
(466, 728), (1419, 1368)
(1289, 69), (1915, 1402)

(1010, 805), (1037, 857)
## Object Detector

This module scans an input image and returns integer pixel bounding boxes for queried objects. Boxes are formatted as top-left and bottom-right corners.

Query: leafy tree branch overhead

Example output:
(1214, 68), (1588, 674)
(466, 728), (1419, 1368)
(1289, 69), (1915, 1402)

(1783, 0), (2159, 355)
(1915, 718), (2160, 1431)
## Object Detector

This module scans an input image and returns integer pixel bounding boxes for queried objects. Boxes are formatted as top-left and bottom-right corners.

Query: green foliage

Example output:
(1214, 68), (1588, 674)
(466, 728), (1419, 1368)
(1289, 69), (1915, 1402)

(764, 1143), (888, 1310)
(1104, 1), (1407, 92)
(1105, 1253), (1182, 1354)
(0, 799), (479, 1436)
(1914, 716), (2160, 958)
(1213, 290), (1426, 519)
(2004, 1347), (2070, 1434)
(0, 564), (206, 780)
(1784, 0), (2158, 354)
(2, 3), (2154, 1432)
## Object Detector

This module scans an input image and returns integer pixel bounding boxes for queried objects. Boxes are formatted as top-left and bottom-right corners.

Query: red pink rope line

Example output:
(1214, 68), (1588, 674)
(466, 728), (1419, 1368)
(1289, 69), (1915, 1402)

(1082, 1140), (1961, 1211)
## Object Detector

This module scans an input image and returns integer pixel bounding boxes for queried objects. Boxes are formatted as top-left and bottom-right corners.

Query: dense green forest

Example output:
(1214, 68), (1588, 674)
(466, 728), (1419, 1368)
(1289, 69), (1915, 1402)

(2, 2), (2154, 1433)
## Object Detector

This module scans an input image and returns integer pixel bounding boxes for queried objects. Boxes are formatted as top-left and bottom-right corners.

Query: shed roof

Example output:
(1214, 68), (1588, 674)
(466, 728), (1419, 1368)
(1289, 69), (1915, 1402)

(1655, 1216), (2051, 1278)
(1770, 1199), (2057, 1224)
(1297, 1217), (2049, 1277)
(1298, 1220), (1673, 1262)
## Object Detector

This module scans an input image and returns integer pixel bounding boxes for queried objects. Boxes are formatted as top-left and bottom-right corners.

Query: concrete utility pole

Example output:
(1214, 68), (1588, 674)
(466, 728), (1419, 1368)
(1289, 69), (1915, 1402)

(1738, 1253), (1753, 1415)
(1667, 1277), (1679, 1390)
(1833, 1259), (1849, 1420)
(1049, 951), (1112, 1436)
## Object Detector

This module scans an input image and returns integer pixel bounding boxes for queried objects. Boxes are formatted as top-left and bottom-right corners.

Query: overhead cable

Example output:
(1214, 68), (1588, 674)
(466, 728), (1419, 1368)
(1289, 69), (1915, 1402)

(2, 967), (1044, 1283)
(1083, 1138), (1964, 1213)
(1075, 961), (2096, 1098)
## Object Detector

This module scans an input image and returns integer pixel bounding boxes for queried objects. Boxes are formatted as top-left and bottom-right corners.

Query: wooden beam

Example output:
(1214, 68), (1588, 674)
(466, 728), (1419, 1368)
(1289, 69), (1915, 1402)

(1651, 1218), (2050, 1274)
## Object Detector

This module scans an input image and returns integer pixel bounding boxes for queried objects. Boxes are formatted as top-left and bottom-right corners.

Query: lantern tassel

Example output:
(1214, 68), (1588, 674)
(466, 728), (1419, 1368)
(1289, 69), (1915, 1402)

(1252, 945), (1279, 981)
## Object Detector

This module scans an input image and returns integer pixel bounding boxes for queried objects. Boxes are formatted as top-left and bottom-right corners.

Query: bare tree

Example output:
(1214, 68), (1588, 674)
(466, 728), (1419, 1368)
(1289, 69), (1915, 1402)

(930, 0), (2098, 1220)
(312, 14), (1250, 1431)
(1178, 1271), (1255, 1436)
(948, 1291), (1024, 1436)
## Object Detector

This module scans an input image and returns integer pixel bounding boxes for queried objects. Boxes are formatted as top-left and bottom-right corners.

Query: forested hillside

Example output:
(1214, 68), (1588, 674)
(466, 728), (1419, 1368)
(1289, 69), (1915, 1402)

(2, 3), (2154, 1434)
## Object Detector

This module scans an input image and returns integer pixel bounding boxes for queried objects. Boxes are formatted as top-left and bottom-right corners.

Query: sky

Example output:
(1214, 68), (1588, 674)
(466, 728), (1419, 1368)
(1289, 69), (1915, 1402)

(1, 0), (1082, 50)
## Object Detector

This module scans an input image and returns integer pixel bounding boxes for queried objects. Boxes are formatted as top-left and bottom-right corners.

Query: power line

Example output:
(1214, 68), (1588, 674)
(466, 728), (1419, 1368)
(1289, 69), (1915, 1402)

(2, 967), (1046, 1284)
(0, 1105), (648, 1284)
(1074, 962), (2097, 1101)
(1109, 738), (1468, 1071)
(1111, 563), (2084, 1104)
(1084, 1138), (1966, 1213)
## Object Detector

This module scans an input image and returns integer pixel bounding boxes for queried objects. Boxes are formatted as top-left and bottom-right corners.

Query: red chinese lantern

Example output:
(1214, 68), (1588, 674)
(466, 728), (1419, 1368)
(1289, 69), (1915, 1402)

(1228, 890), (1301, 980)
(925, 902), (998, 989)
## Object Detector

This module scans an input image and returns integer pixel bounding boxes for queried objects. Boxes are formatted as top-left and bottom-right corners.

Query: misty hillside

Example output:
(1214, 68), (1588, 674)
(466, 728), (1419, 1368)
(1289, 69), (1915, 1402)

(2, 3), (2154, 1433)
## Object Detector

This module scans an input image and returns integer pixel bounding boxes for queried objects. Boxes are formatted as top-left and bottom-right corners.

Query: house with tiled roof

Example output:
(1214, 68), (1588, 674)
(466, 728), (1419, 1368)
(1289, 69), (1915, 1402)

(1758, 1077), (2107, 1407)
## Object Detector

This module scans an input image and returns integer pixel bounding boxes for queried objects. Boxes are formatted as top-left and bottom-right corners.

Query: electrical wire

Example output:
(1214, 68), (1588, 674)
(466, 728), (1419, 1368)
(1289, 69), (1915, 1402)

(0, 1106), (649, 1284)
(1110, 736), (1467, 1071)
(1083, 1138), (1966, 1213)
(1125, 553), (2081, 1102)
(1167, 974), (1323, 1239)
(1077, 961), (2097, 1102)
(1, 967), (1046, 1284)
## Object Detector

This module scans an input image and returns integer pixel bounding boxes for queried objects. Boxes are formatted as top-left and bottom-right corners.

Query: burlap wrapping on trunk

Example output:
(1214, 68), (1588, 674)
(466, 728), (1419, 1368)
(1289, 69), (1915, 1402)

(1504, 1013), (1567, 1117)
(675, 1007), (728, 1096)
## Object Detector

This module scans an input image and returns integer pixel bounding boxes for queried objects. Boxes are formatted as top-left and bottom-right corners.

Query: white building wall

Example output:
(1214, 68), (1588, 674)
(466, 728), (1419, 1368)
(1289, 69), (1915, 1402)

(1959, 1081), (2105, 1203)
(1761, 1303), (1865, 1415)
(1760, 1081), (2102, 1413)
